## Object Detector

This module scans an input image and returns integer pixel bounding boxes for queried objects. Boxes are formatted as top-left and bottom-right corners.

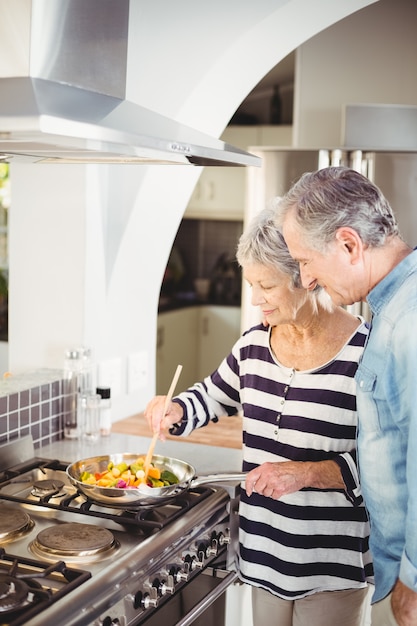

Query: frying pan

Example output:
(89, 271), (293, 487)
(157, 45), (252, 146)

(66, 453), (246, 508)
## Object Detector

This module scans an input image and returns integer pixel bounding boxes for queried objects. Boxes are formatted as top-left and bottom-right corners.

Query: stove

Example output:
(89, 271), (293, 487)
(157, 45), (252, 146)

(0, 437), (240, 625)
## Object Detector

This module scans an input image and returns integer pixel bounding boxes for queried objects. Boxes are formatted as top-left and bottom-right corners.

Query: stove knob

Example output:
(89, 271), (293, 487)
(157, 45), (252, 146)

(218, 529), (231, 545)
(142, 586), (158, 609)
(194, 548), (205, 569)
(167, 564), (181, 580)
(132, 591), (143, 610)
(206, 537), (218, 557)
(159, 574), (175, 595)
(176, 559), (192, 582)
(193, 559), (204, 570)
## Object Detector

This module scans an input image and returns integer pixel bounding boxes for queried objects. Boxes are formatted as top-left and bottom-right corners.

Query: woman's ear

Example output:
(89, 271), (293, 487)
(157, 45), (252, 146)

(335, 227), (363, 264)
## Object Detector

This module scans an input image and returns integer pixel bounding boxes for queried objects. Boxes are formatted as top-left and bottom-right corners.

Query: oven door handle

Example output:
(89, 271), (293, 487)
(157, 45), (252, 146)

(175, 570), (239, 626)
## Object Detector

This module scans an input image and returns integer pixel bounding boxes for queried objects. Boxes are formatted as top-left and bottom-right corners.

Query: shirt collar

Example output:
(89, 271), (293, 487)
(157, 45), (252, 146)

(367, 247), (417, 315)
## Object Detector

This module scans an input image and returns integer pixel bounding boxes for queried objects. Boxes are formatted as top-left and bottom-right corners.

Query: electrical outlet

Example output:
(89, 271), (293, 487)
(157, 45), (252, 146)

(98, 357), (123, 398)
(128, 351), (149, 393)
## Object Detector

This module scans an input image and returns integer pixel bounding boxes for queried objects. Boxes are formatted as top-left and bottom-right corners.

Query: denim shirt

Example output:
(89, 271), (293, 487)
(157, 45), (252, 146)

(355, 248), (417, 603)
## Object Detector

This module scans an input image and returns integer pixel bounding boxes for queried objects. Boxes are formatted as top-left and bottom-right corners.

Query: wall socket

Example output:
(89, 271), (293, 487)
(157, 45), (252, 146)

(98, 357), (123, 398)
(127, 351), (149, 393)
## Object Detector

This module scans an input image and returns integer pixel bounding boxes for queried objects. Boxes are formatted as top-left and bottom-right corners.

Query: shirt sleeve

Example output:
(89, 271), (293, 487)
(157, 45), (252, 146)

(332, 451), (363, 506)
(169, 345), (243, 437)
(394, 308), (417, 591)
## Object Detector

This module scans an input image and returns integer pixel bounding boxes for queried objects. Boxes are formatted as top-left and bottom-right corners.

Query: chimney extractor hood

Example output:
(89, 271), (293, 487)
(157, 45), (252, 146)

(0, 77), (261, 166)
(0, 0), (260, 168)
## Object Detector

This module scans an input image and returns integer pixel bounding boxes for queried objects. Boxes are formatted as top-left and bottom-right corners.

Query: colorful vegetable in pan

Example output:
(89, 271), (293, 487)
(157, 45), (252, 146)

(79, 457), (179, 489)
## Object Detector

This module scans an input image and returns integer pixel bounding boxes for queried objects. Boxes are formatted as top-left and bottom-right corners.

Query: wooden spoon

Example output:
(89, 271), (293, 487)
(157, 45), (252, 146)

(143, 364), (183, 482)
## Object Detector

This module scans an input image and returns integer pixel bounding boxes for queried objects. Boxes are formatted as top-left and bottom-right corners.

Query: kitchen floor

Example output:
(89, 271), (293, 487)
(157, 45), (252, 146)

(112, 412), (242, 449)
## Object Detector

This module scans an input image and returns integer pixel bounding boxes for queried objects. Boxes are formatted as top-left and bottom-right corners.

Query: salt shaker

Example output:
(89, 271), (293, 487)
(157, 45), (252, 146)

(96, 386), (112, 436)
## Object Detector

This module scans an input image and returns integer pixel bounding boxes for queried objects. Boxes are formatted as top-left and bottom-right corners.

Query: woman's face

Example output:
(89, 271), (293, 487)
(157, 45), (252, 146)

(243, 262), (307, 326)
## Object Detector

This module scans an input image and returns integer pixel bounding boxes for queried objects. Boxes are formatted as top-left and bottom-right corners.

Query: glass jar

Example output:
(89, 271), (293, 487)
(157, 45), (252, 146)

(63, 346), (93, 438)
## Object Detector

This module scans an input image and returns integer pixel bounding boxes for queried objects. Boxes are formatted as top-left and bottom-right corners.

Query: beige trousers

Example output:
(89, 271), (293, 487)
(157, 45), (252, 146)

(252, 585), (369, 626)
(371, 593), (398, 625)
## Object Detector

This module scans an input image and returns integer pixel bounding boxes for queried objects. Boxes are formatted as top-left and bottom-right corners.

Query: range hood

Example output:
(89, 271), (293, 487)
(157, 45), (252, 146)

(0, 0), (260, 167)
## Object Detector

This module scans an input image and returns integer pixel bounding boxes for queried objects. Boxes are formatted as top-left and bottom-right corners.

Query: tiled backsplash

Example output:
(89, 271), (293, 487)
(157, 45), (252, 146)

(0, 369), (64, 448)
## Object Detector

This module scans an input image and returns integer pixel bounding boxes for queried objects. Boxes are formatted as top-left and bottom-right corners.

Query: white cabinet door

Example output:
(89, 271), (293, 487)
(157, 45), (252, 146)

(185, 166), (247, 220)
(186, 127), (257, 221)
(197, 306), (241, 380)
(185, 125), (292, 220)
(156, 306), (241, 394)
(156, 308), (199, 395)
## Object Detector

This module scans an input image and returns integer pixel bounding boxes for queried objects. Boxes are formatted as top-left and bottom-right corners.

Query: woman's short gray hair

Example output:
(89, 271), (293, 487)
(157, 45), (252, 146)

(275, 166), (399, 251)
(236, 205), (334, 312)
(236, 205), (301, 287)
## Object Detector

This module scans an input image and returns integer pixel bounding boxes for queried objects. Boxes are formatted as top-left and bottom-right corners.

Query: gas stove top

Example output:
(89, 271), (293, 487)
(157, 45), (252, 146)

(0, 438), (239, 625)
(0, 548), (90, 626)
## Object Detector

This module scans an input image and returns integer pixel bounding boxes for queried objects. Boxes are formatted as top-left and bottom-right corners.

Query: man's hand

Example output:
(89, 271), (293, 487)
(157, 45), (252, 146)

(245, 459), (344, 499)
(391, 579), (417, 626)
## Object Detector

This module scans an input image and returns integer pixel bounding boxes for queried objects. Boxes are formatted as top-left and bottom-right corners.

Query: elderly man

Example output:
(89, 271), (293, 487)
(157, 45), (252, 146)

(275, 166), (417, 626)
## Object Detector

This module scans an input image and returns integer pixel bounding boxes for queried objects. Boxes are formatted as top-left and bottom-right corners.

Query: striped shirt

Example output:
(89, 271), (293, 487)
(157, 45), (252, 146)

(173, 322), (374, 599)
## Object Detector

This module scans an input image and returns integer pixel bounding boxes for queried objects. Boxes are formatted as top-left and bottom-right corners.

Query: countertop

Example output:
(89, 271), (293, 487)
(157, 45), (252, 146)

(158, 295), (240, 314)
(38, 433), (243, 475)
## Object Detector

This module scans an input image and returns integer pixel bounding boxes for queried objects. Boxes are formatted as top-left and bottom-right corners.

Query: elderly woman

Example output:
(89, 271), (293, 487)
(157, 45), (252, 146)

(145, 206), (373, 626)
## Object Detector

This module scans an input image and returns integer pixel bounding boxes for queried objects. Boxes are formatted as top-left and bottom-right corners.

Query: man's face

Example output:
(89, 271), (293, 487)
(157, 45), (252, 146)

(282, 210), (366, 306)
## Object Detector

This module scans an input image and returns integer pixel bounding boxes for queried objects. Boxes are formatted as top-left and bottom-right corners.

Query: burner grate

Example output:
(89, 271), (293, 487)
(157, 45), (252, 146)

(0, 547), (91, 626)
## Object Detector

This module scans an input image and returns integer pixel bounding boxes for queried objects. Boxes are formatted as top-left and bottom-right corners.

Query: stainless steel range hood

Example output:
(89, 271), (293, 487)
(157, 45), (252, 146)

(0, 0), (260, 167)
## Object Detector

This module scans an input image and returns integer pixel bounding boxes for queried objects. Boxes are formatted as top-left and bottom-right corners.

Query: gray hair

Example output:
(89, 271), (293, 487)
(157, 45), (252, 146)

(274, 166), (399, 251)
(236, 206), (333, 311)
(237, 206), (301, 287)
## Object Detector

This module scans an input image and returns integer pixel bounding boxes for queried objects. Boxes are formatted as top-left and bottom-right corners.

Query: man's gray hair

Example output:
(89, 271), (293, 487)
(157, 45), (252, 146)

(274, 166), (399, 251)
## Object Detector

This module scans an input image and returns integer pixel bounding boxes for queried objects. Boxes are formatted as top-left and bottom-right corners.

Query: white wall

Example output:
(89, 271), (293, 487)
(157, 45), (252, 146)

(295, 0), (417, 147)
(5, 0), (377, 422)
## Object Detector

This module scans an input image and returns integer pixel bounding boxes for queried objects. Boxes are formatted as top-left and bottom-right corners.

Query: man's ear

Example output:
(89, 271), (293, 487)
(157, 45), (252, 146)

(335, 227), (363, 264)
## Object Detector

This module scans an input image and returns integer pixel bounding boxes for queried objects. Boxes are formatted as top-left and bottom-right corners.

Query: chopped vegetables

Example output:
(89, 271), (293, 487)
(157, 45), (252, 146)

(78, 457), (179, 489)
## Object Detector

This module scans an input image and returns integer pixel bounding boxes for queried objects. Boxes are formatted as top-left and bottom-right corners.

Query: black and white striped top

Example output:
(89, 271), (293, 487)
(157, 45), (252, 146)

(173, 322), (374, 599)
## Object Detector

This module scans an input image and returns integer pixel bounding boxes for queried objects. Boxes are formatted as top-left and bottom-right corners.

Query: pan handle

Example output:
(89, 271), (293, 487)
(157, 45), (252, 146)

(189, 472), (247, 487)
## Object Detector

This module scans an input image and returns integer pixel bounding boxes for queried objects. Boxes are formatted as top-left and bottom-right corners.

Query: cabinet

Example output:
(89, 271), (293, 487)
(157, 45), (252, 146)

(197, 306), (241, 379)
(156, 305), (241, 394)
(185, 125), (292, 220)
(156, 308), (199, 395)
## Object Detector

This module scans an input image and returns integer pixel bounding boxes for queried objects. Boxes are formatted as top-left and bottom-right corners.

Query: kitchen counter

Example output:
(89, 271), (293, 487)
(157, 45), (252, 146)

(39, 432), (243, 474)
(158, 296), (240, 314)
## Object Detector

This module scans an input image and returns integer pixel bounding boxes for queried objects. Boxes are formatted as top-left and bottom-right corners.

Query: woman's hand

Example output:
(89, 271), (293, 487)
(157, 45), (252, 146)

(245, 459), (344, 499)
(143, 396), (184, 440)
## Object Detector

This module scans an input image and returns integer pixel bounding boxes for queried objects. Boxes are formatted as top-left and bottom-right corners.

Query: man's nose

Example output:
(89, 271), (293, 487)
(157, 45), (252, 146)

(300, 266), (318, 291)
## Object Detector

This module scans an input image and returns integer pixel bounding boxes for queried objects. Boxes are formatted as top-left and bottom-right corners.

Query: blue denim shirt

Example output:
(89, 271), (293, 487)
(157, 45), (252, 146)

(355, 249), (417, 603)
